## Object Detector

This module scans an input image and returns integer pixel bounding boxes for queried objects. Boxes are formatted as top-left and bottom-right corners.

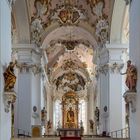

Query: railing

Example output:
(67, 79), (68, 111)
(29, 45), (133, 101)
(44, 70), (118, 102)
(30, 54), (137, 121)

(12, 127), (31, 138)
(109, 127), (130, 138)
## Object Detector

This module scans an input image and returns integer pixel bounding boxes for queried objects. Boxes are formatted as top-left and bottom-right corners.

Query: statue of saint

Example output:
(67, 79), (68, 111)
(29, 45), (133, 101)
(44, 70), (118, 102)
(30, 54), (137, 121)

(41, 107), (47, 125)
(95, 107), (100, 122)
(3, 62), (16, 92)
(121, 60), (137, 91)
(67, 107), (74, 122)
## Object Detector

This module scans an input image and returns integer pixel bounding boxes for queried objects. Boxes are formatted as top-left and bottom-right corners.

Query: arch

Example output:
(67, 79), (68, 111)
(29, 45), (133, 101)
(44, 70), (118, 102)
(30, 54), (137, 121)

(13, 0), (31, 43)
(41, 24), (98, 49)
(50, 68), (90, 84)
(110, 0), (127, 43)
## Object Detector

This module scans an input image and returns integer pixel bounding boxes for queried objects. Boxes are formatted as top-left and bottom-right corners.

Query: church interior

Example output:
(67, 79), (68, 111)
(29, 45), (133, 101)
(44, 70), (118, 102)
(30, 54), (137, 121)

(1, 0), (140, 140)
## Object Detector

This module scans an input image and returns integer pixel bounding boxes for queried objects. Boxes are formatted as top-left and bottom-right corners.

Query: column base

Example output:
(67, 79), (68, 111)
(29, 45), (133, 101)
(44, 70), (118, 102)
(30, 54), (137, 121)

(123, 91), (136, 113)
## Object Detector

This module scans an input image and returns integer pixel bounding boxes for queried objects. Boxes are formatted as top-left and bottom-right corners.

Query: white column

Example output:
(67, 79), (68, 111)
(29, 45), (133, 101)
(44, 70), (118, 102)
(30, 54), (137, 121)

(98, 44), (127, 135)
(13, 44), (41, 135)
(99, 72), (109, 134)
(87, 82), (95, 134)
(31, 72), (41, 126)
(0, 0), (12, 140)
(129, 0), (140, 139)
(97, 48), (109, 134)
(107, 44), (127, 134)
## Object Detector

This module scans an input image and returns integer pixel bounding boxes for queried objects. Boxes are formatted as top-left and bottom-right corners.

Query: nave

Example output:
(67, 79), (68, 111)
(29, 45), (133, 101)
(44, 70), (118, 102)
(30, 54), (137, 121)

(1, 0), (140, 140)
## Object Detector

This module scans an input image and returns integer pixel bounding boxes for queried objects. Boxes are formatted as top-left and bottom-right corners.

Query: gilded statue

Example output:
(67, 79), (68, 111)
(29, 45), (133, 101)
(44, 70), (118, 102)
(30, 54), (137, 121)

(3, 62), (16, 92)
(121, 60), (137, 91)
(67, 107), (74, 122)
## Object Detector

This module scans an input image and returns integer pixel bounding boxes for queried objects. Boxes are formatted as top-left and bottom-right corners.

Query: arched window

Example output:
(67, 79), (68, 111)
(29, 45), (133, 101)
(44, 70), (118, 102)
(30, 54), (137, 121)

(79, 99), (87, 133)
(54, 100), (62, 130)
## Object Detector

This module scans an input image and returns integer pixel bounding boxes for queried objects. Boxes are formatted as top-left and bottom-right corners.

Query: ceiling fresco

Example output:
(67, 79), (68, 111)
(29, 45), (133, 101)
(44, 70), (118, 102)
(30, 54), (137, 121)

(54, 72), (86, 92)
(12, 0), (115, 94)
(28, 0), (112, 47)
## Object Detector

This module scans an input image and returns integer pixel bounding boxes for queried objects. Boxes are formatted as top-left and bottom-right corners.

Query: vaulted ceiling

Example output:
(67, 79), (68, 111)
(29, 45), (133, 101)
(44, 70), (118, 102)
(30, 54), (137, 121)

(12, 0), (116, 94)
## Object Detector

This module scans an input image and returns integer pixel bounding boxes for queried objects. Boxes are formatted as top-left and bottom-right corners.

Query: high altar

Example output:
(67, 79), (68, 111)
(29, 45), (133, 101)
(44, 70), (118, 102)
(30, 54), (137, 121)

(58, 92), (81, 137)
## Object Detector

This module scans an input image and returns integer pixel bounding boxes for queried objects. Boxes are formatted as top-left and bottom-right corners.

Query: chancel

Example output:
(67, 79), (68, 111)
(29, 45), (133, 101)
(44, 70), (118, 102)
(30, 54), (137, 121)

(0, 0), (140, 140)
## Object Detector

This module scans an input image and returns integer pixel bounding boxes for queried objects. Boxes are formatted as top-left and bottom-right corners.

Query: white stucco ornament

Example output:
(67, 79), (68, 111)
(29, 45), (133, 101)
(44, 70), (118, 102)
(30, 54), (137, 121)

(123, 91), (136, 113)
(95, 18), (109, 43)
(8, 0), (16, 6)
(124, 0), (132, 5)
(3, 92), (16, 113)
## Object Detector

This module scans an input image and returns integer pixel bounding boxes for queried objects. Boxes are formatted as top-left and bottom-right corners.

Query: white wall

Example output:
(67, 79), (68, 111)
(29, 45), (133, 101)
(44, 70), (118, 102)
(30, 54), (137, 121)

(110, 0), (126, 44)
(0, 0), (12, 140)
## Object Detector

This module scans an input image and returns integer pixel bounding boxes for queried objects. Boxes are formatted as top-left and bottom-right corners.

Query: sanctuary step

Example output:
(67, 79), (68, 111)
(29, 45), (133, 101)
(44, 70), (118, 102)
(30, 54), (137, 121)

(12, 138), (130, 140)
(61, 137), (81, 140)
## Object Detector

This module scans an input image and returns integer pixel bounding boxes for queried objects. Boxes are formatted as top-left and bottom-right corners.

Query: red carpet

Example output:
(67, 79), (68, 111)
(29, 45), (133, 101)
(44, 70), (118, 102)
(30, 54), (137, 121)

(60, 137), (81, 140)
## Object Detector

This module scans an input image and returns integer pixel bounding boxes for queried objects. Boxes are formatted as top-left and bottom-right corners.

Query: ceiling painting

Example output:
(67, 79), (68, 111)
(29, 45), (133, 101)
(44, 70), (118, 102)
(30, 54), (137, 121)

(12, 0), (115, 96)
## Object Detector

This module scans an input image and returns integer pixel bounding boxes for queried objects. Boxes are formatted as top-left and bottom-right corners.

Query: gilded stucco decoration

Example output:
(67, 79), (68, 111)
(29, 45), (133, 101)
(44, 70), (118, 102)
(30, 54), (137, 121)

(31, 18), (43, 46)
(54, 72), (86, 92)
(95, 16), (109, 44)
(87, 0), (105, 17)
(29, 0), (111, 48)
(8, 0), (16, 6)
(62, 60), (78, 70)
(31, 0), (51, 47)
(87, 0), (109, 44)
(33, 0), (51, 18)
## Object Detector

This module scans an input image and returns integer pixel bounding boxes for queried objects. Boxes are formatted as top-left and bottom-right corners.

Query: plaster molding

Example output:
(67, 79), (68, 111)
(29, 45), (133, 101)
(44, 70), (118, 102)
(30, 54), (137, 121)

(124, 0), (132, 5)
(108, 62), (124, 73)
(95, 64), (109, 76)
(123, 91), (136, 113)
(7, 0), (16, 6)
(16, 62), (42, 75)
(3, 91), (16, 113)
(95, 62), (124, 77)
(12, 44), (41, 64)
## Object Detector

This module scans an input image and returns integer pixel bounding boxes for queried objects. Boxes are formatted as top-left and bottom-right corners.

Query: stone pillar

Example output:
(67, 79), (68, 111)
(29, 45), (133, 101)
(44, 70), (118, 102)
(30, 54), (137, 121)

(0, 0), (13, 140)
(96, 47), (109, 135)
(96, 45), (127, 135)
(107, 44), (127, 134)
(129, 0), (140, 139)
(13, 44), (42, 136)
